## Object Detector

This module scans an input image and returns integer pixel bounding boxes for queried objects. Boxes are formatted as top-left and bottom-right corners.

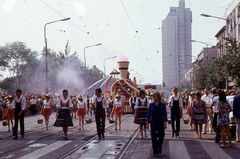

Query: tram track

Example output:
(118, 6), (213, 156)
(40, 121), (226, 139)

(0, 114), (133, 158)
(58, 114), (139, 159)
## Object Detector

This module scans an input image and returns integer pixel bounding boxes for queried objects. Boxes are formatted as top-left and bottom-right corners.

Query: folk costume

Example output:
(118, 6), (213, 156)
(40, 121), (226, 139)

(42, 100), (51, 116)
(54, 98), (73, 127)
(13, 95), (26, 138)
(94, 96), (108, 139)
(134, 97), (150, 125)
(114, 98), (123, 115)
(77, 100), (86, 116)
(169, 95), (182, 137)
(147, 101), (167, 156)
(129, 96), (137, 114)
(5, 101), (14, 117)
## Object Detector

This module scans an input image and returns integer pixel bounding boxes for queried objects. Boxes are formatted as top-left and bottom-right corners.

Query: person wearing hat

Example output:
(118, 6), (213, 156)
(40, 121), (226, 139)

(40, 94), (52, 130)
(5, 95), (14, 132)
(76, 95), (86, 130)
(111, 93), (125, 130)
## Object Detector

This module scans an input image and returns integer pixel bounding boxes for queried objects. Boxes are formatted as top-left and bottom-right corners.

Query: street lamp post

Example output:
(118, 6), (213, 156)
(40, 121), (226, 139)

(84, 43), (102, 68)
(44, 17), (70, 94)
(103, 56), (117, 76)
(189, 39), (208, 65)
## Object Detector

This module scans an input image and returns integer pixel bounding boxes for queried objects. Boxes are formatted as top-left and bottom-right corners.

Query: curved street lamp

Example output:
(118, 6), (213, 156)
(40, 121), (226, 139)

(84, 43), (102, 68)
(44, 17), (70, 94)
(103, 56), (117, 76)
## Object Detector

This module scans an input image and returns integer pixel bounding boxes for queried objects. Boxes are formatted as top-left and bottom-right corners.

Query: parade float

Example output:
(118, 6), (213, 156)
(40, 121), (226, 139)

(80, 61), (139, 114)
(109, 61), (138, 114)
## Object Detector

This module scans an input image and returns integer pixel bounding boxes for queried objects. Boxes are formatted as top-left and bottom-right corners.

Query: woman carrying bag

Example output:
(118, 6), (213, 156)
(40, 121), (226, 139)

(146, 92), (167, 157)
(190, 92), (207, 139)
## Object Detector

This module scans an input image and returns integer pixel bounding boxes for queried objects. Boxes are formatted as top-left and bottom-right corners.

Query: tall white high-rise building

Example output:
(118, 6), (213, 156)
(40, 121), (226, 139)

(162, 0), (192, 89)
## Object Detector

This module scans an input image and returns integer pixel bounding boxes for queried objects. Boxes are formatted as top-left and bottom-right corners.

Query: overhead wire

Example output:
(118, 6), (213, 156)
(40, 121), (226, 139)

(40, 0), (114, 56)
(119, 0), (158, 78)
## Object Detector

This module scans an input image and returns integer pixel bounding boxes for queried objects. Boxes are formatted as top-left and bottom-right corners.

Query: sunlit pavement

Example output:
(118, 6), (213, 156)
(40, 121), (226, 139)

(0, 110), (240, 159)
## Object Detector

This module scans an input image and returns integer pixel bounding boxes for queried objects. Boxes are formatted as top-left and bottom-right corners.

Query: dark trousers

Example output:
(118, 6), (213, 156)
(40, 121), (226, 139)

(13, 114), (24, 136)
(95, 110), (106, 137)
(213, 113), (221, 141)
(151, 121), (164, 155)
(171, 111), (180, 136)
(30, 104), (36, 115)
(131, 104), (135, 115)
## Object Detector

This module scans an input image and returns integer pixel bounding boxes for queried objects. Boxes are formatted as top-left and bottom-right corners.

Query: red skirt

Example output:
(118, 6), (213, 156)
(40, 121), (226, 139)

(5, 109), (14, 117)
(114, 107), (123, 115)
(77, 108), (86, 116)
(42, 108), (51, 116)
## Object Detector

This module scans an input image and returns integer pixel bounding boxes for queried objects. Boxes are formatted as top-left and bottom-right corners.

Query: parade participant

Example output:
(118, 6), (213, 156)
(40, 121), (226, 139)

(86, 95), (90, 114)
(90, 95), (95, 116)
(77, 95), (86, 130)
(108, 96), (114, 119)
(201, 88), (213, 134)
(190, 92), (207, 139)
(218, 91), (232, 148)
(40, 94), (52, 130)
(30, 96), (37, 115)
(54, 89), (73, 140)
(129, 93), (137, 115)
(111, 94), (125, 130)
(13, 89), (26, 139)
(70, 95), (77, 118)
(5, 95), (14, 132)
(233, 88), (240, 142)
(168, 87), (182, 138)
(121, 92), (126, 114)
(211, 89), (221, 142)
(92, 88), (108, 139)
(186, 92), (195, 130)
(134, 90), (150, 139)
(146, 92), (167, 157)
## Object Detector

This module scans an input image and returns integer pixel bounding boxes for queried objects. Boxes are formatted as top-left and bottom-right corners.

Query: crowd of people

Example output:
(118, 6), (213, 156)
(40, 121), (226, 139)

(0, 86), (240, 157)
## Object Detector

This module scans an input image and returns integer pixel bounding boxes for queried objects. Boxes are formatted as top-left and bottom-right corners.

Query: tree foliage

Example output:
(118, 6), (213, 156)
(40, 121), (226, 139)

(0, 41), (104, 94)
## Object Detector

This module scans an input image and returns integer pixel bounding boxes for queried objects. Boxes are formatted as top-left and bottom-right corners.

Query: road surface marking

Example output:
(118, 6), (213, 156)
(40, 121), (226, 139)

(19, 141), (71, 159)
(200, 141), (232, 159)
(169, 141), (190, 159)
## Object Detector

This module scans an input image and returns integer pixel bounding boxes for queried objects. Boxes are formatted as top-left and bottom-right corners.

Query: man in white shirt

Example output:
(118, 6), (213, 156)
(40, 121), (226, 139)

(168, 87), (182, 138)
(211, 89), (221, 142)
(13, 89), (26, 139)
(30, 96), (37, 115)
(93, 88), (108, 139)
(129, 93), (137, 115)
(201, 88), (213, 134)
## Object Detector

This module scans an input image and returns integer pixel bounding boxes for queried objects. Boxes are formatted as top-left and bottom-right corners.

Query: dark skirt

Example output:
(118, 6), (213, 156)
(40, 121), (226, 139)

(54, 109), (73, 127)
(134, 108), (148, 125)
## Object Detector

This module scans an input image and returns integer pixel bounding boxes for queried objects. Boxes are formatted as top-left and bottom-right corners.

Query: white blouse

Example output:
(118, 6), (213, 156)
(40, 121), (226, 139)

(44, 100), (51, 109)
(56, 98), (73, 109)
(7, 101), (14, 109)
(115, 99), (123, 107)
(77, 101), (85, 108)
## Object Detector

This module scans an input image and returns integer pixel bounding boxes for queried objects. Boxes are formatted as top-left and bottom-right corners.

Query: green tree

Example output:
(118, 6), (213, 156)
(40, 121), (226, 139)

(0, 41), (39, 92)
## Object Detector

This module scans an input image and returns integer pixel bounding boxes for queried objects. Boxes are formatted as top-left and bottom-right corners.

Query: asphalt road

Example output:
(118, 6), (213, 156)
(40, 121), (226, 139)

(0, 107), (239, 159)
